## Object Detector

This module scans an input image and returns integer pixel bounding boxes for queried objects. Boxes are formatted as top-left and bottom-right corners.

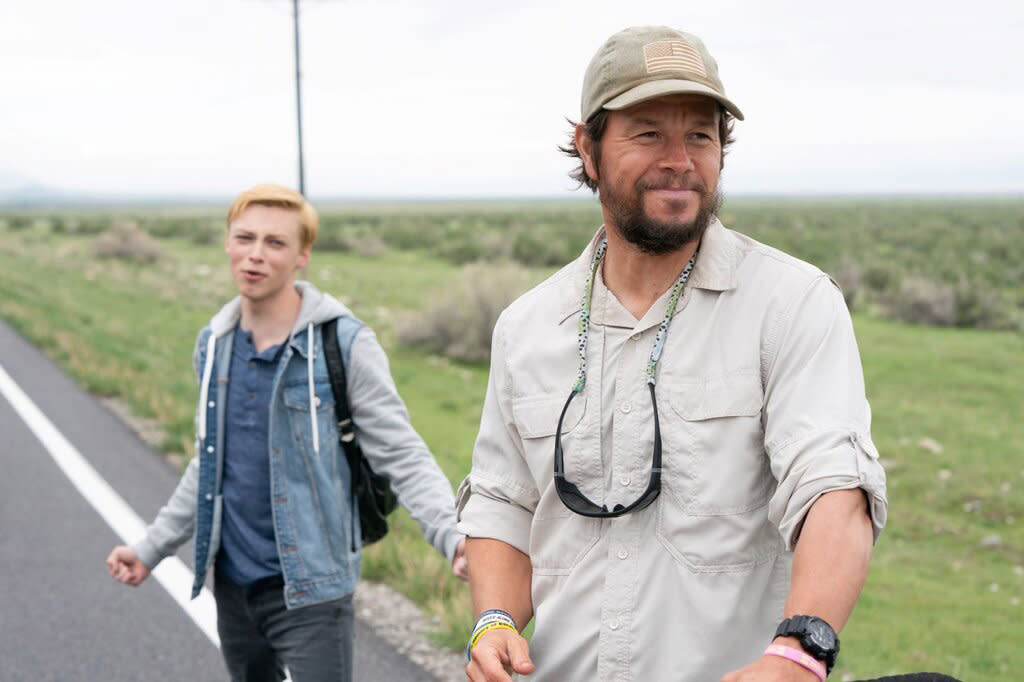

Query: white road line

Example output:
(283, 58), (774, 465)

(0, 362), (221, 648)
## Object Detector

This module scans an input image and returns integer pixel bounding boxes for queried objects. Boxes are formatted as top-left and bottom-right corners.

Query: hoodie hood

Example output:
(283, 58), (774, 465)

(207, 280), (353, 339)
(196, 281), (353, 453)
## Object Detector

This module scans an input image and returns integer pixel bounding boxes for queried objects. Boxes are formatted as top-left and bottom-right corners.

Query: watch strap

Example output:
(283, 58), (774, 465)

(774, 615), (839, 673)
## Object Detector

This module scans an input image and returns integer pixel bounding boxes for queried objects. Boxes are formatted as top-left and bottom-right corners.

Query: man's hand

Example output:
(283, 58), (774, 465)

(105, 545), (151, 586)
(721, 654), (820, 681)
(465, 628), (535, 681)
(452, 537), (469, 581)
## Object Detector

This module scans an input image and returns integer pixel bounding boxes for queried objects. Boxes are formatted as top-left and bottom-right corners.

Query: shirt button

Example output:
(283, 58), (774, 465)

(621, 401), (631, 414)
(631, 332), (642, 341)
(208, 401), (215, 408)
(619, 475), (630, 486)
(205, 493), (213, 501)
(314, 396), (321, 407)
(608, 620), (620, 630)
(206, 445), (214, 453)
(617, 549), (628, 560)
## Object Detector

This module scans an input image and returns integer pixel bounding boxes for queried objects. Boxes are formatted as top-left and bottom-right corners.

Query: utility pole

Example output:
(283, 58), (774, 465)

(292, 0), (306, 196)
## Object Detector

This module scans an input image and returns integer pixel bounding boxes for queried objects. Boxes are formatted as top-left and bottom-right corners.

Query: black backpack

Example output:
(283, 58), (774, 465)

(322, 318), (398, 550)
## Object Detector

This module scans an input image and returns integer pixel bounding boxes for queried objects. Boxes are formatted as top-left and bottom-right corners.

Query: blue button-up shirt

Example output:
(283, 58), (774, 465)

(215, 324), (284, 586)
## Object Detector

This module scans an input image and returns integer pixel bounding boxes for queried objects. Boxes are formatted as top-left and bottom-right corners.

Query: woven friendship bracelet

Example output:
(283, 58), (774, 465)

(764, 644), (827, 682)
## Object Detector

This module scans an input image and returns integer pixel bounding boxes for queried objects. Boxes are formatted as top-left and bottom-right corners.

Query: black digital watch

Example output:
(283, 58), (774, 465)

(774, 615), (840, 674)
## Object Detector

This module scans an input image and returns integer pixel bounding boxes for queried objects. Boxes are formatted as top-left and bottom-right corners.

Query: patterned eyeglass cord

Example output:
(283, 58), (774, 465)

(572, 235), (698, 395)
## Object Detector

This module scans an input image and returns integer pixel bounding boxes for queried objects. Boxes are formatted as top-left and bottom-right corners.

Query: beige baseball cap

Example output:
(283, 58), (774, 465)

(581, 26), (744, 122)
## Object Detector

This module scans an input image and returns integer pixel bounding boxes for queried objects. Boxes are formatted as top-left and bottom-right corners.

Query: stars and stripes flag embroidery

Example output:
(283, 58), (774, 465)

(643, 41), (707, 77)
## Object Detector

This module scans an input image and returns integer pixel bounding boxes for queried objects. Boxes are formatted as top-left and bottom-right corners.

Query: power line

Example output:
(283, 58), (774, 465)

(292, 0), (305, 196)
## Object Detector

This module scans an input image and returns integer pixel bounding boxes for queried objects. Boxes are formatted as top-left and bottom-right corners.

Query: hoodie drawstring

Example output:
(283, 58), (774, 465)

(307, 321), (319, 456)
(197, 333), (217, 442)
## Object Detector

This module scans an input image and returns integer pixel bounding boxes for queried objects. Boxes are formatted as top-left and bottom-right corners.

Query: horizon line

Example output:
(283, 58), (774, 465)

(2, 190), (1022, 209)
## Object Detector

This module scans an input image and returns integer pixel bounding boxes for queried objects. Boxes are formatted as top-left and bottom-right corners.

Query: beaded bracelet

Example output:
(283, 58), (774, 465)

(763, 644), (827, 682)
(466, 609), (518, 661)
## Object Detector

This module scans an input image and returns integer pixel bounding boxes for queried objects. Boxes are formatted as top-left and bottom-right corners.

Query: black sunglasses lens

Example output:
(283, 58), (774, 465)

(555, 476), (606, 515)
(554, 388), (661, 518)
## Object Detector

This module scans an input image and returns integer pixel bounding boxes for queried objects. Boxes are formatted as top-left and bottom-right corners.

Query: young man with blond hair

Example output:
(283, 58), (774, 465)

(107, 184), (466, 681)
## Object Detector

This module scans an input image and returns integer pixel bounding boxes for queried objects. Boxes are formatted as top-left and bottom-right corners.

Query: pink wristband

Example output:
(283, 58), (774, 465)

(763, 644), (827, 682)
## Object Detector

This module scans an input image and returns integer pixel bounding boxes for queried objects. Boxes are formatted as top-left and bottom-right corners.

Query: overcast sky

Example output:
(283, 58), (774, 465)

(3, 0), (1022, 199)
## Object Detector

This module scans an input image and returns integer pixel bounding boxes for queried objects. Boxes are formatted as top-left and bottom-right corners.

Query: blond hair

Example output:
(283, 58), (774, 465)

(226, 184), (319, 249)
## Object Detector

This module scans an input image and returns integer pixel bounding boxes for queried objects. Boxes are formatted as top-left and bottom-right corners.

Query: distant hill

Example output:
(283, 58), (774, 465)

(0, 172), (76, 207)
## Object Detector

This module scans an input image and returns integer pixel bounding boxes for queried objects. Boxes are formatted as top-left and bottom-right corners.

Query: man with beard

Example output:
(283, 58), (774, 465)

(457, 26), (888, 682)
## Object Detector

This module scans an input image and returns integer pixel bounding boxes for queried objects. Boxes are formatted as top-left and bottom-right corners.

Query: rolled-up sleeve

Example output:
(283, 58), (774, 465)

(763, 276), (888, 549)
(456, 312), (539, 556)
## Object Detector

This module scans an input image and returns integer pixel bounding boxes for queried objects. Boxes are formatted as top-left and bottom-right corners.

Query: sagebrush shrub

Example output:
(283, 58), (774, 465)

(93, 220), (164, 263)
(886, 276), (956, 326)
(397, 262), (535, 362)
(830, 257), (862, 309)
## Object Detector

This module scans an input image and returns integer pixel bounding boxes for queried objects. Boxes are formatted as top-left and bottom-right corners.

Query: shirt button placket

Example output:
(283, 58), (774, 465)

(600, 515), (638, 680)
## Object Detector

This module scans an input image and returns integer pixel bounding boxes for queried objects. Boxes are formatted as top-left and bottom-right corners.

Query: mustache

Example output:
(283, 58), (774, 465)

(638, 176), (708, 193)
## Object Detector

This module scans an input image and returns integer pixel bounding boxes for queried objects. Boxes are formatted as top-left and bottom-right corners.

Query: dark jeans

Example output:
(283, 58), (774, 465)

(214, 569), (354, 682)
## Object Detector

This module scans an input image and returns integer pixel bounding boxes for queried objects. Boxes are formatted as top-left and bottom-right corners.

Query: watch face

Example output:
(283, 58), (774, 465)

(806, 619), (836, 651)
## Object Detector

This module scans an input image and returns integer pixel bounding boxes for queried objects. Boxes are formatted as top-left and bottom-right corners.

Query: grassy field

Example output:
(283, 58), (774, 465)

(0, 200), (1021, 680)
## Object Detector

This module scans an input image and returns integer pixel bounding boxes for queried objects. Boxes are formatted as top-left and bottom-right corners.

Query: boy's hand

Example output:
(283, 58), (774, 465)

(452, 537), (469, 581)
(105, 545), (151, 586)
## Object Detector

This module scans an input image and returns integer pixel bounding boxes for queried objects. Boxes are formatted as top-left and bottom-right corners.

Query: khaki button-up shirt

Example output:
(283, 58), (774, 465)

(457, 220), (888, 681)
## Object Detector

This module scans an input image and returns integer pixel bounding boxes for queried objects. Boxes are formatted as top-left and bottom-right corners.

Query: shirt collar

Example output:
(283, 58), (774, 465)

(557, 218), (739, 325)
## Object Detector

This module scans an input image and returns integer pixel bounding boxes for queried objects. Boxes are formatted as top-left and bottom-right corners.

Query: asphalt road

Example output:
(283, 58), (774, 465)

(0, 320), (437, 682)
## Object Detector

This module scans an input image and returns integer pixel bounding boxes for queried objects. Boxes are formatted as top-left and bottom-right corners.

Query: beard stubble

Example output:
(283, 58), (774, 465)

(599, 172), (722, 254)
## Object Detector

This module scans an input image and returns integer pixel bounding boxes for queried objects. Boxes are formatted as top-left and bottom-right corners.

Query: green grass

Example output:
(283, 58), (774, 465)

(834, 317), (1024, 680)
(1, 206), (1021, 678)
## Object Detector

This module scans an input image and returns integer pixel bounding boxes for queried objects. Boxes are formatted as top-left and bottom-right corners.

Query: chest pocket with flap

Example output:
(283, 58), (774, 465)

(656, 370), (783, 572)
(511, 393), (599, 575)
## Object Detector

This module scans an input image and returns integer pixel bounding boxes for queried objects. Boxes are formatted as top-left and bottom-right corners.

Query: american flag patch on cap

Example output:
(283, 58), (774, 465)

(643, 40), (707, 76)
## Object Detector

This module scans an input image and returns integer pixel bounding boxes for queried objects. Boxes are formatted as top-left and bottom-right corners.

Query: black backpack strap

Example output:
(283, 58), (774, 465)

(321, 318), (362, 550)
(322, 319), (357, 447)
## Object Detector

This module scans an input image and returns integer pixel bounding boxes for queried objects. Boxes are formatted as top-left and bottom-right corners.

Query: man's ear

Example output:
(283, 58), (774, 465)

(296, 246), (311, 270)
(575, 123), (599, 183)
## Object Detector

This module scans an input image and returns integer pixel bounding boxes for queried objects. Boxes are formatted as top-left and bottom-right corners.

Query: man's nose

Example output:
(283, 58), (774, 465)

(659, 136), (695, 173)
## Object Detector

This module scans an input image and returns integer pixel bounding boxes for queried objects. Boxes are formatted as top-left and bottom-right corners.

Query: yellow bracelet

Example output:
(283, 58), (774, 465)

(470, 622), (518, 649)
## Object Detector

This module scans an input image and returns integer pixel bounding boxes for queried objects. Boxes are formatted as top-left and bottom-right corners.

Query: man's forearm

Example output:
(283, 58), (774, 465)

(466, 537), (533, 631)
(783, 488), (874, 632)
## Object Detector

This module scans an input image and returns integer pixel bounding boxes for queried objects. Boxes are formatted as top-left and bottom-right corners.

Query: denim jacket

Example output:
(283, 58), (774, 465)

(134, 281), (462, 608)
